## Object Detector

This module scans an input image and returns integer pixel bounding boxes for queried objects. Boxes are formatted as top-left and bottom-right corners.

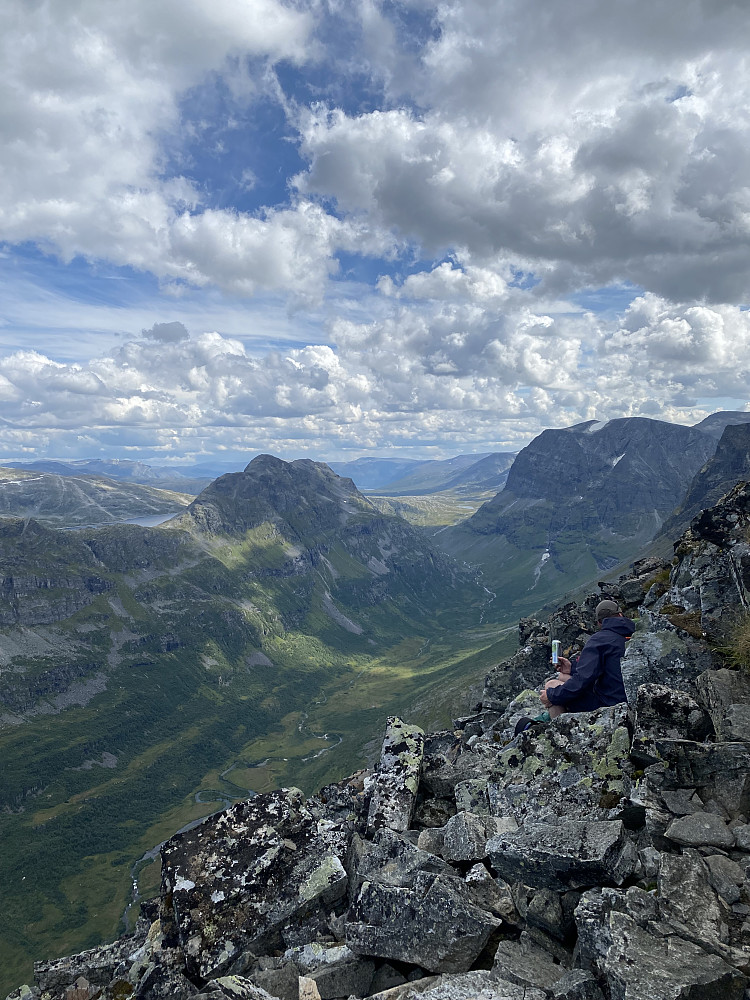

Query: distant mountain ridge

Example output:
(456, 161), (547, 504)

(9, 458), (212, 494)
(434, 416), (722, 613)
(691, 410), (750, 439)
(329, 452), (516, 495)
(0, 466), (192, 526)
(661, 421), (750, 538)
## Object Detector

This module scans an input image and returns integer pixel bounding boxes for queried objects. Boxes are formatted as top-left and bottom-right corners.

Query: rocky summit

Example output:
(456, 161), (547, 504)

(12, 482), (750, 1000)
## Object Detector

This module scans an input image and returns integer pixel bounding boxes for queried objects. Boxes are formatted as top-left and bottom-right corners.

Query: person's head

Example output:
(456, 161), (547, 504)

(595, 599), (621, 622)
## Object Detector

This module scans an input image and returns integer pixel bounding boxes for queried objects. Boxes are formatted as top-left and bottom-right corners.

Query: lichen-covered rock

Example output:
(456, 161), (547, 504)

(575, 887), (747, 999)
(439, 811), (517, 863)
(696, 669), (750, 743)
(453, 778), (490, 815)
(412, 970), (546, 1000)
(346, 872), (501, 973)
(34, 931), (148, 995)
(367, 718), (425, 834)
(160, 788), (347, 981)
(485, 704), (633, 826)
(487, 819), (636, 892)
(621, 613), (710, 704)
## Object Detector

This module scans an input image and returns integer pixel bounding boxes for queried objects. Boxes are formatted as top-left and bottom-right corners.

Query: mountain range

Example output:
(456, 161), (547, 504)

(0, 467), (192, 527)
(2, 410), (750, 992)
(434, 414), (750, 614)
(0, 456), (501, 992)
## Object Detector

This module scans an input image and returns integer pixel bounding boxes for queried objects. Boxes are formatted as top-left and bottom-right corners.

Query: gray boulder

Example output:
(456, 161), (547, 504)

(160, 788), (348, 980)
(440, 812), (518, 863)
(696, 669), (750, 742)
(133, 964), (198, 1000)
(664, 811), (735, 849)
(349, 828), (454, 896)
(487, 820), (636, 892)
(632, 683), (712, 748)
(550, 969), (604, 1000)
(194, 979), (275, 1000)
(408, 970), (546, 1000)
(367, 718), (425, 834)
(492, 933), (569, 992)
(575, 887), (747, 999)
(633, 741), (750, 822)
(658, 852), (726, 956)
(346, 872), (501, 973)
(462, 865), (518, 923)
(622, 613), (709, 704)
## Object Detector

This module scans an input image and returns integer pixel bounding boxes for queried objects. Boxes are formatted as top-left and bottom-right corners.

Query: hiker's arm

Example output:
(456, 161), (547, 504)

(555, 655), (572, 675)
(545, 642), (601, 705)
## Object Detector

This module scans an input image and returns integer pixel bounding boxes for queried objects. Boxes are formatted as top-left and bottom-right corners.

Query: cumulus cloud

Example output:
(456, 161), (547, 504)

(0, 0), (343, 299)
(295, 0), (750, 302)
(0, 285), (747, 461)
(1, 0), (748, 461)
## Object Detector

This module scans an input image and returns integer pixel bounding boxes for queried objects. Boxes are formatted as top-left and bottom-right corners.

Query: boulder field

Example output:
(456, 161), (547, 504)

(9, 483), (750, 1000)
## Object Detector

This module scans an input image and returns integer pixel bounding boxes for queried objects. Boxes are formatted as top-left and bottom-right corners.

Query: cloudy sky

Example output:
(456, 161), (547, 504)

(1, 0), (748, 466)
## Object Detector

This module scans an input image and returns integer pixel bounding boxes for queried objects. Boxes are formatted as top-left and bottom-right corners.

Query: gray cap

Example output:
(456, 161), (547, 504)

(596, 599), (620, 621)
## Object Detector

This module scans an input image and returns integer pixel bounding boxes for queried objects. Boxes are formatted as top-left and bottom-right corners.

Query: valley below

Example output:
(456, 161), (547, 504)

(0, 458), (516, 995)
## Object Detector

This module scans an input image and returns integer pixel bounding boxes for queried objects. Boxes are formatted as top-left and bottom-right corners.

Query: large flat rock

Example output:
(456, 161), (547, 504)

(346, 873), (500, 973)
(160, 789), (347, 980)
(486, 820), (636, 892)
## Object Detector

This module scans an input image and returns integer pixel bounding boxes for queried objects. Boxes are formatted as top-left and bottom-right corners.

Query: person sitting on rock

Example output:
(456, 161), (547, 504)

(540, 599), (634, 718)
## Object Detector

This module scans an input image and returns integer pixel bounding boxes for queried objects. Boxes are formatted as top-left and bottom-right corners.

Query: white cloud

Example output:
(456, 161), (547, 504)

(295, 0), (750, 302)
(0, 0), (749, 461)
(0, 0), (332, 298)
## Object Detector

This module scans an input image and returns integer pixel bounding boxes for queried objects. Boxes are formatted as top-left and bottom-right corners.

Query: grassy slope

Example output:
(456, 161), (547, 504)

(0, 508), (512, 995)
(367, 489), (496, 527)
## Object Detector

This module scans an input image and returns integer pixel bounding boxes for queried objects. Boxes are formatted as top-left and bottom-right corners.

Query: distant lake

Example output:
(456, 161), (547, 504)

(64, 511), (182, 531)
(122, 512), (180, 527)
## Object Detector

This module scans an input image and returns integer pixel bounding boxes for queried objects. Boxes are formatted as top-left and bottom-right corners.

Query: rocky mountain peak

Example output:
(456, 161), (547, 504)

(661, 423), (750, 539)
(503, 416), (715, 503)
(178, 454), (364, 539)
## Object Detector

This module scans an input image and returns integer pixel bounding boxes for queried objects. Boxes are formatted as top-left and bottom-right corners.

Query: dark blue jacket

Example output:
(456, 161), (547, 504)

(546, 616), (634, 707)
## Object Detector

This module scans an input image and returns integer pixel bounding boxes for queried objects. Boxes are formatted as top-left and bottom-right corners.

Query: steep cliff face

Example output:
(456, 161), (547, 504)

(662, 422), (750, 540)
(17, 483), (750, 1000)
(436, 417), (716, 612)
